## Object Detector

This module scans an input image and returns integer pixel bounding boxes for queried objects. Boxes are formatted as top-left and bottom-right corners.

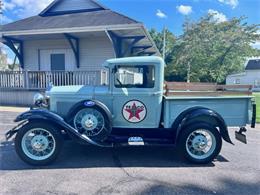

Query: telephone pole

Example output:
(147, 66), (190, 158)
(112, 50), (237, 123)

(162, 26), (166, 61)
(187, 61), (191, 83)
(0, 0), (3, 25)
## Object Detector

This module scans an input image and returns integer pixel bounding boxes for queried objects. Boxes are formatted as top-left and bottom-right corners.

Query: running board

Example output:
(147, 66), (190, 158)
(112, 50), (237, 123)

(107, 135), (174, 146)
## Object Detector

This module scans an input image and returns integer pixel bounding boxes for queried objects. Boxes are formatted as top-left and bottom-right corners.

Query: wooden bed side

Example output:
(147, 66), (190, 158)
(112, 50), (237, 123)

(164, 82), (252, 96)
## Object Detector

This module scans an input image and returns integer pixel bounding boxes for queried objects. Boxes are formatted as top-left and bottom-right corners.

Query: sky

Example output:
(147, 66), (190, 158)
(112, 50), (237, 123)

(1, 0), (260, 62)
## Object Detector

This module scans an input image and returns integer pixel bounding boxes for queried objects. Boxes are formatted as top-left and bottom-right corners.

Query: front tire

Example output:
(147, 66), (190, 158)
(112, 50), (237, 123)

(178, 123), (222, 164)
(15, 122), (63, 166)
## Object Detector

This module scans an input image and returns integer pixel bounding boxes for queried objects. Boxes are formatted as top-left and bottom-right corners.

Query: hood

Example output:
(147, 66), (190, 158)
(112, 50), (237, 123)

(47, 85), (109, 96)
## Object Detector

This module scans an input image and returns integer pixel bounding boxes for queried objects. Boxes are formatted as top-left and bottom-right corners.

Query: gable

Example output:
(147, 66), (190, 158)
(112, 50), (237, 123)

(40, 0), (106, 16)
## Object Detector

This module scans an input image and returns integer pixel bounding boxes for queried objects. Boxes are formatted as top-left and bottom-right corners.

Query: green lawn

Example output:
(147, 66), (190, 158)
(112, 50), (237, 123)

(254, 93), (260, 123)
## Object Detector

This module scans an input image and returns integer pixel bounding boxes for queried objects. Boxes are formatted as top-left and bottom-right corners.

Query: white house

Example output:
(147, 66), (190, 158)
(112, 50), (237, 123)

(226, 58), (260, 91)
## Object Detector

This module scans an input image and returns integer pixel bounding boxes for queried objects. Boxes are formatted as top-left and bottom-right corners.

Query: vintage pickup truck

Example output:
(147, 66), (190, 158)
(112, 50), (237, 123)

(6, 56), (256, 165)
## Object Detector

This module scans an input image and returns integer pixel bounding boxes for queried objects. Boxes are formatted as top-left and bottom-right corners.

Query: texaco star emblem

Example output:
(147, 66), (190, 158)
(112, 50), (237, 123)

(122, 100), (147, 123)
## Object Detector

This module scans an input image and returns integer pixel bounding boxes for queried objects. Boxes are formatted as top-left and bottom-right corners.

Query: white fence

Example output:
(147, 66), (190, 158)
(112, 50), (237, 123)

(0, 70), (108, 90)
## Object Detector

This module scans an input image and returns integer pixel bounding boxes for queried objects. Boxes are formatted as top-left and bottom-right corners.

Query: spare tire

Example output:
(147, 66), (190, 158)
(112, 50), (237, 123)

(66, 100), (112, 141)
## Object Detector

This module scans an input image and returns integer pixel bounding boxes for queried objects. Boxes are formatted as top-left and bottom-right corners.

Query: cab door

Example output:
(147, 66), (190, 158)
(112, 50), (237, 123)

(111, 64), (163, 128)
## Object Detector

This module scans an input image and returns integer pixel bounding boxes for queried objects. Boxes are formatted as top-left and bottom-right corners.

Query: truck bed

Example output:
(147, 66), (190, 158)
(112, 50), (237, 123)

(163, 95), (253, 128)
(163, 80), (254, 128)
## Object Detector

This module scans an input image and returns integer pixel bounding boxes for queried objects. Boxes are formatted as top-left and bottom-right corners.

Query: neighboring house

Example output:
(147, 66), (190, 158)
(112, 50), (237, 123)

(0, 0), (160, 106)
(226, 58), (260, 91)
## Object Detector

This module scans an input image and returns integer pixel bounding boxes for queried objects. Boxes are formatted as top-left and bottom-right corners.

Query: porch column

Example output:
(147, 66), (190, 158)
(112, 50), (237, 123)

(3, 36), (24, 69)
(64, 33), (80, 68)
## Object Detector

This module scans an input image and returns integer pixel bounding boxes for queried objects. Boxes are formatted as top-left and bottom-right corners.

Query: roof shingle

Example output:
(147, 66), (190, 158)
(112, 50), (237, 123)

(1, 10), (139, 32)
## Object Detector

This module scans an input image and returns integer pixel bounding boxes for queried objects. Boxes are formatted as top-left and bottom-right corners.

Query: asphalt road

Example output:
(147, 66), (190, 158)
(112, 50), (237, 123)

(0, 109), (260, 195)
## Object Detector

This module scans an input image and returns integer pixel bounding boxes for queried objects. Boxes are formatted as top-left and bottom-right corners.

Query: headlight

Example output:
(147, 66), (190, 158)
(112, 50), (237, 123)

(33, 93), (45, 107)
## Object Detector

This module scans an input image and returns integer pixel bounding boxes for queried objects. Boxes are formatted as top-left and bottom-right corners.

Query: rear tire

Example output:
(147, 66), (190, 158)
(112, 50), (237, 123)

(15, 122), (63, 166)
(178, 123), (222, 164)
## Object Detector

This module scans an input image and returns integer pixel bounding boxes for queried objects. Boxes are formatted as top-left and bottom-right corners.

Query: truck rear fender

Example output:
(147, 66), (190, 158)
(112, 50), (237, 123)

(172, 107), (233, 144)
(14, 109), (112, 147)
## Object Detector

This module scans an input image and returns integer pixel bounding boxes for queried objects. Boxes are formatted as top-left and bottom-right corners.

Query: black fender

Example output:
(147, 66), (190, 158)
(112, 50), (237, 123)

(14, 109), (112, 147)
(172, 107), (233, 144)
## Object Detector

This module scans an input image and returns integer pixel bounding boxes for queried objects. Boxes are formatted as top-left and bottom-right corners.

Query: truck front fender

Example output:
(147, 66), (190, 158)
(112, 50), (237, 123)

(173, 107), (233, 144)
(15, 109), (64, 123)
(13, 109), (112, 147)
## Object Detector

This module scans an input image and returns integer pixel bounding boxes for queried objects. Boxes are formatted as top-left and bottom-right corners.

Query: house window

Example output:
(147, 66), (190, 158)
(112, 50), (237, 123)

(114, 65), (155, 88)
(51, 54), (65, 71)
(235, 79), (240, 84)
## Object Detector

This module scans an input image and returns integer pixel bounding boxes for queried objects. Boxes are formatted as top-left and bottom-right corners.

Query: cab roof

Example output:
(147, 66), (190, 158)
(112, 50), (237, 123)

(104, 56), (165, 67)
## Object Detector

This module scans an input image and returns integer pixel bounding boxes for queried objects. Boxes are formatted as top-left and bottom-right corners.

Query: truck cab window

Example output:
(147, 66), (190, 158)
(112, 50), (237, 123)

(114, 65), (155, 88)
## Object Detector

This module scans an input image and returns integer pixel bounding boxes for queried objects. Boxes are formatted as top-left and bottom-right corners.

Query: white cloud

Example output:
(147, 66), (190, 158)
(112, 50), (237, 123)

(218, 0), (239, 9)
(3, 0), (53, 18)
(156, 9), (167, 19)
(3, 1), (16, 10)
(251, 41), (260, 49)
(208, 9), (227, 23)
(176, 5), (192, 15)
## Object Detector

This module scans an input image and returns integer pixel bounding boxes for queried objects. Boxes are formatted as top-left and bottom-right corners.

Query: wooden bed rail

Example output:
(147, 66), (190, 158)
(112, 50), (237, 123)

(164, 82), (252, 96)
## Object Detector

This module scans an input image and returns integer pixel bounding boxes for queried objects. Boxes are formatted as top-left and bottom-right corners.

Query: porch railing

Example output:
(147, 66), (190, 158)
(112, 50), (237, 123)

(0, 70), (108, 90)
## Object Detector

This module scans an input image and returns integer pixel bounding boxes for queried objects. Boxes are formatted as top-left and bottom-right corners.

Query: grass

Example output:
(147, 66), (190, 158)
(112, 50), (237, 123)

(254, 93), (260, 123)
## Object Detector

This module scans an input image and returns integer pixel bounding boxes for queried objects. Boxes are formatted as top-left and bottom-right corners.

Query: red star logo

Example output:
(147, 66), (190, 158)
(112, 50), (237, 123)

(125, 103), (144, 120)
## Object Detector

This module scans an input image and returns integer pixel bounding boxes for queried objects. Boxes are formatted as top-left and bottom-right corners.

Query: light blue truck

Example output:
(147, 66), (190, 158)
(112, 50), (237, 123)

(6, 56), (256, 165)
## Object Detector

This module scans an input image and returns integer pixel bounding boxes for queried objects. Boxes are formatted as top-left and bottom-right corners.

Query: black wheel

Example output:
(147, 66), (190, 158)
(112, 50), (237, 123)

(15, 122), (63, 166)
(178, 123), (222, 164)
(68, 103), (111, 141)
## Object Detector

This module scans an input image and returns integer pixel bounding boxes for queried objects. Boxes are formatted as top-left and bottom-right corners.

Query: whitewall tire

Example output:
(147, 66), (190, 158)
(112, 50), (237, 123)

(15, 122), (63, 166)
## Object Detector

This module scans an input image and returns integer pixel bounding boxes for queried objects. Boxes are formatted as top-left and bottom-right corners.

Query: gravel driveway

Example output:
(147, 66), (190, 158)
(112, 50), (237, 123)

(0, 108), (259, 195)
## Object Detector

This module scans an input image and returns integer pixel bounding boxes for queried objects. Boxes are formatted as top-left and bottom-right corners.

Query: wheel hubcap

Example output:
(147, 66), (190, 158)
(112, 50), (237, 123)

(192, 135), (208, 151)
(31, 135), (49, 151)
(186, 129), (216, 160)
(85, 120), (94, 128)
(82, 114), (98, 130)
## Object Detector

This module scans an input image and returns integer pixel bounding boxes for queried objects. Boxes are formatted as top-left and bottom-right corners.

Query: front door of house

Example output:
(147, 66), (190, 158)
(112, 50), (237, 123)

(39, 49), (75, 71)
(51, 54), (65, 71)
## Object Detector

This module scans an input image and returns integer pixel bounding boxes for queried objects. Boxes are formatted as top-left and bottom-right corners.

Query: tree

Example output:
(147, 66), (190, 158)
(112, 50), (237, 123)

(150, 14), (260, 83)
(0, 45), (8, 70)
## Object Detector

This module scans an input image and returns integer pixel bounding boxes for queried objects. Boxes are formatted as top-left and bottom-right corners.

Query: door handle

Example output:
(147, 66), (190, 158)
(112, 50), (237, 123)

(152, 91), (162, 96)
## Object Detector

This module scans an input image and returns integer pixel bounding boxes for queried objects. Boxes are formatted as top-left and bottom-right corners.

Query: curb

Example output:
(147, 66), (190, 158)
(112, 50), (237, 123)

(0, 107), (29, 112)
